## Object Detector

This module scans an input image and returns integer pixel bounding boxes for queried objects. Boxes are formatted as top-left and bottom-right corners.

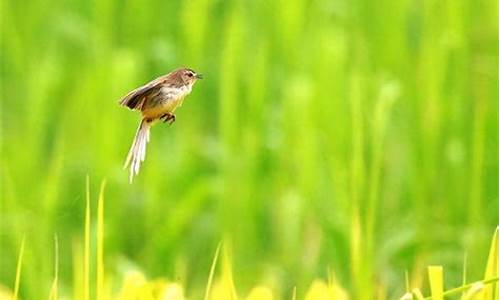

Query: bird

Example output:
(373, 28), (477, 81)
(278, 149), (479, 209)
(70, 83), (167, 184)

(119, 67), (203, 182)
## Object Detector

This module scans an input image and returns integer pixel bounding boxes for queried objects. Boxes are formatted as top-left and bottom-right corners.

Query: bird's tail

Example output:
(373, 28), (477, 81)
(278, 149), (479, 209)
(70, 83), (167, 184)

(124, 119), (151, 183)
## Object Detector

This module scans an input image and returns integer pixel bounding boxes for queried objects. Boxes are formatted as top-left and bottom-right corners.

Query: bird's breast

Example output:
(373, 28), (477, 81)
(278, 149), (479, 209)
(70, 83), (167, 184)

(142, 85), (192, 120)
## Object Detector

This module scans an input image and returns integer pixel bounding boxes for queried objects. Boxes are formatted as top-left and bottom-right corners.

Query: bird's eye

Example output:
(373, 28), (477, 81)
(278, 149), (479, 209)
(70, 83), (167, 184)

(187, 72), (193, 77)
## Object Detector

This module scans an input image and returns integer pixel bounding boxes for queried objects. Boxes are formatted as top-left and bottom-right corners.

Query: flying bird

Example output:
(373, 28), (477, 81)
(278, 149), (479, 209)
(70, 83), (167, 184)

(119, 67), (203, 182)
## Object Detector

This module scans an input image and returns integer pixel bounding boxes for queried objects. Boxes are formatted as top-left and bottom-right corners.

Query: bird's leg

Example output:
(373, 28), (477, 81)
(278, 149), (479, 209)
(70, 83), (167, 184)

(160, 113), (171, 122)
(168, 114), (176, 125)
(160, 113), (176, 125)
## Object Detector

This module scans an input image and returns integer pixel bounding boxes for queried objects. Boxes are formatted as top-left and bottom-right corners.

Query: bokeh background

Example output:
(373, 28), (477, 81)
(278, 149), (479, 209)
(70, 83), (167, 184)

(1, 0), (498, 299)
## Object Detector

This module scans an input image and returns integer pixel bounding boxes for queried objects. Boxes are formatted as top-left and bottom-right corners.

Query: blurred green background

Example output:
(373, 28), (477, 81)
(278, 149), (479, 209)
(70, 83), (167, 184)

(0, 0), (498, 298)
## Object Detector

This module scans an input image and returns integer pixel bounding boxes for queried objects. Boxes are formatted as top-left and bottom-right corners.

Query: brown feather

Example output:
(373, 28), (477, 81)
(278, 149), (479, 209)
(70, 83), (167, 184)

(119, 67), (202, 182)
(118, 68), (196, 110)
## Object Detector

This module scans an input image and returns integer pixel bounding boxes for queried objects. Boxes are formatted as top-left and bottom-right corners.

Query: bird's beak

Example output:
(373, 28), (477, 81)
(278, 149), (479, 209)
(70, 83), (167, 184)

(195, 73), (203, 79)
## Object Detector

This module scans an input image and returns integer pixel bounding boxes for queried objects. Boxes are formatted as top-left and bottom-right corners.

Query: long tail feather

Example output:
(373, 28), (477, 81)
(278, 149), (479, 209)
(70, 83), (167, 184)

(124, 119), (151, 183)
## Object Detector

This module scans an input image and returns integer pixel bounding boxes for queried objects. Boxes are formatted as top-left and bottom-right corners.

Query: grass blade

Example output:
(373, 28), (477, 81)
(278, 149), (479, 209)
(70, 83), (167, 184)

(97, 180), (106, 300)
(49, 234), (59, 300)
(421, 278), (499, 299)
(13, 235), (26, 300)
(428, 266), (443, 300)
(204, 242), (222, 300)
(405, 270), (410, 292)
(72, 239), (84, 300)
(412, 288), (425, 300)
(400, 292), (412, 300)
(462, 253), (467, 299)
(460, 282), (485, 300)
(482, 228), (498, 299)
(84, 176), (91, 300)
(222, 243), (238, 300)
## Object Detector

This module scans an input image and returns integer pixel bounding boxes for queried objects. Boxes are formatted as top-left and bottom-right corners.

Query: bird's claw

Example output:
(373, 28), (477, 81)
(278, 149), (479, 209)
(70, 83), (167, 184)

(160, 113), (176, 125)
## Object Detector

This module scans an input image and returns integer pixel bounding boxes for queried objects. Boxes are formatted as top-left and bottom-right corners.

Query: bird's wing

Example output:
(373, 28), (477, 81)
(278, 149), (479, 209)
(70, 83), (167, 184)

(118, 77), (165, 111)
(140, 85), (181, 111)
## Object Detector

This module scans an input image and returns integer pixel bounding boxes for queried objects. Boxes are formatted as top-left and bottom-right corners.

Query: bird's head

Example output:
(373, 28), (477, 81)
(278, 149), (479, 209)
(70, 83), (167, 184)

(176, 68), (203, 85)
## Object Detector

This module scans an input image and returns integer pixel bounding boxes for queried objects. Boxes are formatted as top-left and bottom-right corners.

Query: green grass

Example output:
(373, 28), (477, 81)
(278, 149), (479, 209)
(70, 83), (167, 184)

(6, 191), (500, 299)
(0, 0), (498, 299)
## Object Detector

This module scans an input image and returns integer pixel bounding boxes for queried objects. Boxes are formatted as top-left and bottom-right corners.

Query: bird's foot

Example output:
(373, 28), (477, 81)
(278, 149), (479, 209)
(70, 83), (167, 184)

(160, 113), (176, 125)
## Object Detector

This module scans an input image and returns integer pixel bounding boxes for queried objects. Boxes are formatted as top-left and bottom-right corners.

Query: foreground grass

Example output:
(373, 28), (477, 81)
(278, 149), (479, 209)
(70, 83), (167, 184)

(3, 181), (498, 300)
